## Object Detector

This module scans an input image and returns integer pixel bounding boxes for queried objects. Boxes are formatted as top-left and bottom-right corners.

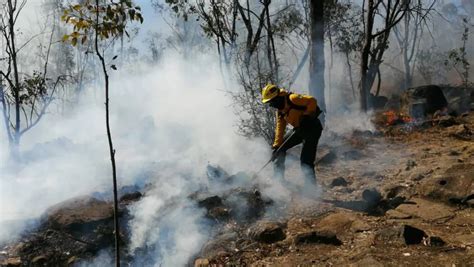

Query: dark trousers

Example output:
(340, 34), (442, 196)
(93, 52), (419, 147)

(274, 118), (323, 185)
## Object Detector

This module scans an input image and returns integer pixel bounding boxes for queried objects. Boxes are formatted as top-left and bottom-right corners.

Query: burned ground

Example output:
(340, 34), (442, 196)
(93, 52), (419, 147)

(194, 111), (474, 266)
(1, 110), (473, 266)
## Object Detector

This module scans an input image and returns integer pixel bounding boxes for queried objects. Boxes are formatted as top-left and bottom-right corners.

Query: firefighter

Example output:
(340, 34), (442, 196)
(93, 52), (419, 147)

(261, 84), (323, 186)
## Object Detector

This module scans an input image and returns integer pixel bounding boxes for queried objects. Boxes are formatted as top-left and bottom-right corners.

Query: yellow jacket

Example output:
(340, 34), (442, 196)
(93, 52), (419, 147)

(273, 91), (318, 148)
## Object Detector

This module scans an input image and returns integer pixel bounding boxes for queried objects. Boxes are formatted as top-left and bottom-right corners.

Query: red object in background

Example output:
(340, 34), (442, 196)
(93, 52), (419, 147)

(383, 110), (413, 126)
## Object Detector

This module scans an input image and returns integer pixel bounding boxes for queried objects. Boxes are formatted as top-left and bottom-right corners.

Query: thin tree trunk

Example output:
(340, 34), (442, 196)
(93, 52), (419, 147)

(345, 51), (356, 98)
(359, 0), (374, 112)
(375, 67), (382, 96)
(309, 0), (326, 116)
(264, 0), (278, 82)
(402, 15), (412, 90)
(0, 78), (13, 145)
(94, 1), (120, 266)
(7, 0), (21, 156)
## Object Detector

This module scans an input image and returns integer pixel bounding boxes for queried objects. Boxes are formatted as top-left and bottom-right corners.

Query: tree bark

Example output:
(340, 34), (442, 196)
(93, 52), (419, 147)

(309, 0), (326, 117)
(359, 0), (374, 112)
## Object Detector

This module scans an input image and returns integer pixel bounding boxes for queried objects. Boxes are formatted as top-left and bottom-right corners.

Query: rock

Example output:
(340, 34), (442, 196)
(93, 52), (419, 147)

(423, 236), (445, 247)
(394, 198), (455, 221)
(419, 164), (474, 204)
(375, 225), (427, 245)
(362, 188), (382, 205)
(330, 177), (348, 187)
(248, 221), (286, 244)
(401, 85), (448, 117)
(401, 225), (427, 245)
(0, 257), (21, 266)
(194, 258), (210, 267)
(294, 231), (342, 246)
(44, 196), (113, 228)
(317, 150), (337, 165)
(314, 212), (370, 235)
(119, 191), (142, 202)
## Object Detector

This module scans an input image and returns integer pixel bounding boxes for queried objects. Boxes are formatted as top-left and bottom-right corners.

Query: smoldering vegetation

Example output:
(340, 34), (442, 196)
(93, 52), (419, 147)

(1, 0), (473, 266)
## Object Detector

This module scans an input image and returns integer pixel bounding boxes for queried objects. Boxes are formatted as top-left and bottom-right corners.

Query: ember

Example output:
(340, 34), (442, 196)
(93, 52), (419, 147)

(383, 110), (413, 126)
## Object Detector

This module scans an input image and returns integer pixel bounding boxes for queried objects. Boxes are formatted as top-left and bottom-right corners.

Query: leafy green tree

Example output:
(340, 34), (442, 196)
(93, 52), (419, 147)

(61, 1), (142, 266)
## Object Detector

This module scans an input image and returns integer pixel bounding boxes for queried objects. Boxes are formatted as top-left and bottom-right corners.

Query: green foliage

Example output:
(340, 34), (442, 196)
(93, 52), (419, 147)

(444, 18), (470, 86)
(273, 6), (305, 38)
(446, 49), (470, 68)
(61, 0), (143, 46)
(163, 0), (195, 21)
(20, 71), (48, 104)
(328, 1), (363, 54)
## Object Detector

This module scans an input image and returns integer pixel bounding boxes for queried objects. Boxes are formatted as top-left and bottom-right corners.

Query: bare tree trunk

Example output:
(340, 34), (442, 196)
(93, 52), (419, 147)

(345, 51), (356, 98)
(309, 0), (326, 118)
(359, 0), (374, 112)
(7, 0), (21, 156)
(264, 0), (278, 82)
(375, 67), (382, 96)
(94, 1), (120, 266)
(0, 78), (13, 145)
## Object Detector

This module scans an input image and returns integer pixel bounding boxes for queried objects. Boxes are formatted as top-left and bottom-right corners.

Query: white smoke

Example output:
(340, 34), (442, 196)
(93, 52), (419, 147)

(0, 52), (281, 266)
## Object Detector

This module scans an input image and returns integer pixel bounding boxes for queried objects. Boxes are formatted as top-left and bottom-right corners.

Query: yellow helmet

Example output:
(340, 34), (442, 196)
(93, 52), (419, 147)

(261, 84), (280, 103)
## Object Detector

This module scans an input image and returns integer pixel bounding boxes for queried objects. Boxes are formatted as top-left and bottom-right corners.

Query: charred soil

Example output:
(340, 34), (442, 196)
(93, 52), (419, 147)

(1, 112), (473, 267)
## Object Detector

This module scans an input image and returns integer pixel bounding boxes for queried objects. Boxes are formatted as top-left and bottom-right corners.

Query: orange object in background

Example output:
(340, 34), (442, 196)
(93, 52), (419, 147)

(383, 110), (413, 126)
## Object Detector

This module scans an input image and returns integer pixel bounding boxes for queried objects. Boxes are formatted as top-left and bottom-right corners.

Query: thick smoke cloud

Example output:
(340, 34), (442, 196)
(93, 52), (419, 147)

(0, 53), (270, 250)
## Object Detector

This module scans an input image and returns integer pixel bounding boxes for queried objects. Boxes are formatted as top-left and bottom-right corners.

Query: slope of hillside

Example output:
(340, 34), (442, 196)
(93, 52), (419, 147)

(1, 112), (473, 267)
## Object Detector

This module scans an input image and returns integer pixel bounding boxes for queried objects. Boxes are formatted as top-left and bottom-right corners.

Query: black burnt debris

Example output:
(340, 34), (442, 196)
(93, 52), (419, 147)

(2, 111), (473, 267)
(0, 166), (275, 266)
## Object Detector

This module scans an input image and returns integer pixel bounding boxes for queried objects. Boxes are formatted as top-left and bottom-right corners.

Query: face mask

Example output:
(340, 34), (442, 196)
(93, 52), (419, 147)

(269, 96), (285, 109)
